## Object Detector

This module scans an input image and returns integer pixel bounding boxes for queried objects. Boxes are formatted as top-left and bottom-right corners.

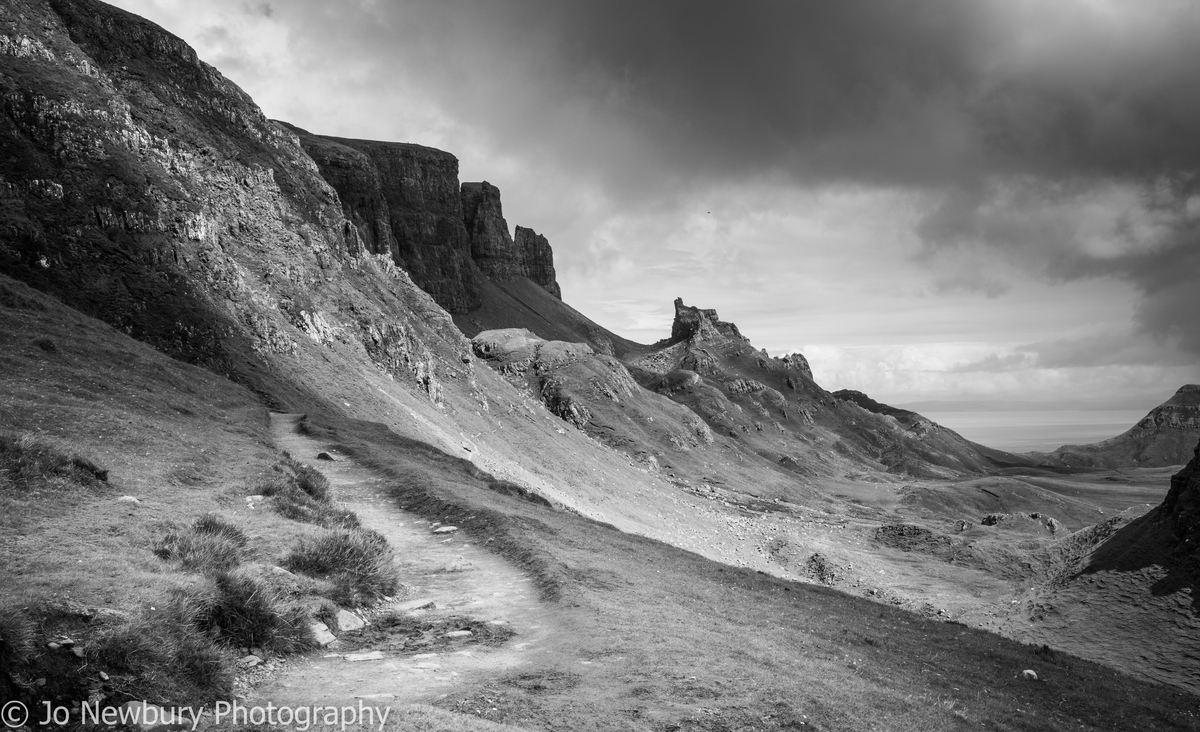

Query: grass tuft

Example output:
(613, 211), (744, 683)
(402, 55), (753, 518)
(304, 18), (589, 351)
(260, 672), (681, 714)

(293, 464), (331, 501)
(283, 529), (398, 607)
(0, 604), (35, 671)
(192, 513), (249, 547)
(0, 433), (108, 491)
(153, 515), (249, 574)
(92, 592), (234, 704)
(153, 530), (244, 573)
(259, 470), (359, 529)
(194, 571), (315, 653)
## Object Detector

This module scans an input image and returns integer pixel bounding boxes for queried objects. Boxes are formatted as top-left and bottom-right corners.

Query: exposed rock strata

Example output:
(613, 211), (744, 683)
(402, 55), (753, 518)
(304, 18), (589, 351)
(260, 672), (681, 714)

(513, 225), (561, 298)
(302, 133), (483, 313)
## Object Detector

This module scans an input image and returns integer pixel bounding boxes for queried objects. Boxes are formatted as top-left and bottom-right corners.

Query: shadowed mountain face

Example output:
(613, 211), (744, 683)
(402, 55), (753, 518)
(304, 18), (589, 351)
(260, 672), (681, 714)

(286, 125), (561, 315)
(1007, 441), (1200, 694)
(1043, 385), (1200, 468)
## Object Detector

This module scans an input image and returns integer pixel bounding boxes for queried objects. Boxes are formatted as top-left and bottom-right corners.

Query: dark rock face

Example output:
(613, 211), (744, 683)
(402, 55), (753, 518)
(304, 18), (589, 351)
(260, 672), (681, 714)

(513, 226), (561, 299)
(285, 136), (565, 314)
(461, 182), (516, 280)
(318, 137), (483, 314)
(1162, 440), (1200, 550)
(460, 181), (561, 299)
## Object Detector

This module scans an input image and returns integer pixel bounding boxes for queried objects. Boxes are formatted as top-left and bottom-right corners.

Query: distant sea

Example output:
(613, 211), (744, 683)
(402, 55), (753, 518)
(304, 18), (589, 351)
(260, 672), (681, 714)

(919, 410), (1149, 454)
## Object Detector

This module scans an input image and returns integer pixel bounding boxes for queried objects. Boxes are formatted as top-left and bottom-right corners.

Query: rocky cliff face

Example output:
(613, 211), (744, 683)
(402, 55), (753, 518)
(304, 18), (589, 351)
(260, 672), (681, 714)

(299, 133), (484, 314)
(460, 181), (561, 299)
(513, 225), (561, 299)
(0, 0), (510, 427)
(1162, 439), (1200, 551)
(291, 128), (564, 313)
(461, 181), (515, 281)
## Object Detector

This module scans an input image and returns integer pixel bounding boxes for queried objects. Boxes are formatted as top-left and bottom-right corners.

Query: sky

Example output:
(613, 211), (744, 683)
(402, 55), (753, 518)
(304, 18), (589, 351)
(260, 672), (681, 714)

(108, 0), (1200, 410)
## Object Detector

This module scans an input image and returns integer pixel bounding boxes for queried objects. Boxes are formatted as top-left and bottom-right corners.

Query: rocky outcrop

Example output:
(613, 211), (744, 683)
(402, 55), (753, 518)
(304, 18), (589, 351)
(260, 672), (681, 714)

(312, 136), (483, 314)
(460, 182), (561, 299)
(513, 225), (561, 299)
(668, 298), (747, 344)
(471, 327), (717, 459)
(284, 138), (565, 313)
(461, 182), (516, 280)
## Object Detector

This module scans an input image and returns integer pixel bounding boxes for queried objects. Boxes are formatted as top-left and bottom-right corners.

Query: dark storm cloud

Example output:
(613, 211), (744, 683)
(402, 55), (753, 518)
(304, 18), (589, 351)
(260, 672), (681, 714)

(279, 0), (1200, 355)
(291, 0), (1200, 186)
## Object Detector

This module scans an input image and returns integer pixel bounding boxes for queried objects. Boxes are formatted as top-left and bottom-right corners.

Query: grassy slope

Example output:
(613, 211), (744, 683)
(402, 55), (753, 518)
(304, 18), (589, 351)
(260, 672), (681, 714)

(306, 411), (1200, 732)
(0, 275), (277, 609)
(2, 276), (1198, 729)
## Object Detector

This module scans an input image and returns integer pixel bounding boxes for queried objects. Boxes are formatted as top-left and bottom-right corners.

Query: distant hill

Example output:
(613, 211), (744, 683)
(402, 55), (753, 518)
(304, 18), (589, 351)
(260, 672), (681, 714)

(1037, 385), (1200, 468)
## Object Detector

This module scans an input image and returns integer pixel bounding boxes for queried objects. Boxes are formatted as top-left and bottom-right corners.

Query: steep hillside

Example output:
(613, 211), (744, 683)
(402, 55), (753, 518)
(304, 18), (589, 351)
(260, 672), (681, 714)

(0, 0), (600, 513)
(1041, 385), (1200, 468)
(6, 0), (1200, 716)
(0, 0), (874, 587)
(1005, 440), (1200, 694)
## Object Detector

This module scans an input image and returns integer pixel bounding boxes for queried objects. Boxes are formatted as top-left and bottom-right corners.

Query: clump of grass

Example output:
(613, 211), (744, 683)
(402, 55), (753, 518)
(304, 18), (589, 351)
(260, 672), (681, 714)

(283, 529), (398, 607)
(0, 433), (108, 492)
(192, 513), (249, 547)
(153, 515), (248, 574)
(258, 470), (359, 529)
(191, 571), (314, 653)
(294, 465), (331, 501)
(154, 531), (243, 573)
(92, 593), (234, 704)
(0, 604), (35, 674)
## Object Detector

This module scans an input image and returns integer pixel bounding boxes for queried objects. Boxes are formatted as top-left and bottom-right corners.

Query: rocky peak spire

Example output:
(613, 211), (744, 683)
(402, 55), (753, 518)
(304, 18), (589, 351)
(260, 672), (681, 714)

(670, 298), (747, 344)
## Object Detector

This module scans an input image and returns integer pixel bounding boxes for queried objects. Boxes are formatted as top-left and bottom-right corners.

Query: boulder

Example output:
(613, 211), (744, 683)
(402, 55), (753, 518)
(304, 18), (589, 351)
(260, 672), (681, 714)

(336, 609), (365, 632)
(309, 621), (337, 647)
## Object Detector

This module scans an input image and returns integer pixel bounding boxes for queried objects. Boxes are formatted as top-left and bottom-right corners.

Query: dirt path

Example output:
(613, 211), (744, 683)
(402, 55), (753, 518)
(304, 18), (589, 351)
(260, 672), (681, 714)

(253, 413), (554, 708)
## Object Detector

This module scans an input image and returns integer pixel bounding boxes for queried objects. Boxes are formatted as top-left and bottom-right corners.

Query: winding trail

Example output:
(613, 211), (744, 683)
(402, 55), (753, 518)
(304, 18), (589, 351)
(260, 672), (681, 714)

(253, 413), (554, 707)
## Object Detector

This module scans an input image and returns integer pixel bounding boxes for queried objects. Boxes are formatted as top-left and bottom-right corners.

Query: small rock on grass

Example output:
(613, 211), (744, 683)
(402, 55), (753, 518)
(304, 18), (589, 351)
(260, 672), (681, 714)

(310, 621), (336, 647)
(444, 630), (473, 639)
(316, 452), (337, 461)
(432, 526), (458, 534)
(1022, 669), (1038, 680)
(336, 609), (365, 632)
(116, 496), (140, 505)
